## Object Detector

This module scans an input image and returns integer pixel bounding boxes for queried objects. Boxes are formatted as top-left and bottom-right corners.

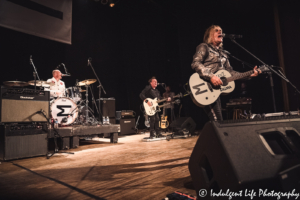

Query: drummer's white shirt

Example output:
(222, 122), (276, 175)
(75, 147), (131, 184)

(45, 77), (66, 98)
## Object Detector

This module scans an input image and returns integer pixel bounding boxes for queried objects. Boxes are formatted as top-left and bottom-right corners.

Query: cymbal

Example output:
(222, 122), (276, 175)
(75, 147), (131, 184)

(77, 79), (96, 86)
(79, 89), (86, 92)
(28, 80), (50, 87)
(3, 81), (29, 87)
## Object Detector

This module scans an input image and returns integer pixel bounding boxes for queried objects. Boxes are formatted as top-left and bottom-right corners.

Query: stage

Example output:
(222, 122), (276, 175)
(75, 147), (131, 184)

(0, 132), (198, 200)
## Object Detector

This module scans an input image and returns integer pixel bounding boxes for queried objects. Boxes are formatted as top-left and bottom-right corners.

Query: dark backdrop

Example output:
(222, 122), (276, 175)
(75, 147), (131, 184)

(0, 0), (299, 129)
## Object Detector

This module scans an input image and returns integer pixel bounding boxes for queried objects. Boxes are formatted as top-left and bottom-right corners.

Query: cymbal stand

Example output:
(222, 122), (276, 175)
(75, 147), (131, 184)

(88, 84), (99, 115)
(87, 58), (106, 122)
(85, 83), (90, 124)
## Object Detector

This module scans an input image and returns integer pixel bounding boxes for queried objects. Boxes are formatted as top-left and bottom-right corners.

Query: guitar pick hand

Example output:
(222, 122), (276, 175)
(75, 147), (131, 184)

(211, 75), (223, 86)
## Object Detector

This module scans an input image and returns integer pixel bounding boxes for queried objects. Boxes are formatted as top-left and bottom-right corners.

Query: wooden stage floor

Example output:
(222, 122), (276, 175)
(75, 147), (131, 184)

(0, 132), (198, 200)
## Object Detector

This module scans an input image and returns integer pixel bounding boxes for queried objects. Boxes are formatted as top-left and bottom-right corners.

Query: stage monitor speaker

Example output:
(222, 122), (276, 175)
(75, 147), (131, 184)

(189, 119), (300, 199)
(120, 118), (136, 135)
(0, 87), (50, 123)
(100, 98), (115, 118)
(170, 117), (196, 133)
(0, 124), (48, 160)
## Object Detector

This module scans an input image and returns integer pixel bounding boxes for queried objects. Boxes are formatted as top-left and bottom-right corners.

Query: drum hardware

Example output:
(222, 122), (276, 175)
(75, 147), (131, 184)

(3, 81), (29, 87)
(28, 80), (50, 87)
(66, 86), (82, 103)
(72, 79), (99, 125)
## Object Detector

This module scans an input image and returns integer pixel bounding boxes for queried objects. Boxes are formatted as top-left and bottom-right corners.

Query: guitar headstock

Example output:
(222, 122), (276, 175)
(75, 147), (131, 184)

(173, 99), (181, 105)
(176, 92), (183, 98)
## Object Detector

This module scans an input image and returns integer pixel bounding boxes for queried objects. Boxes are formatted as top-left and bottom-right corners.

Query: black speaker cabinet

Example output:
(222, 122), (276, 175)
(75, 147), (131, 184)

(0, 87), (50, 123)
(109, 117), (116, 124)
(0, 124), (48, 160)
(100, 98), (115, 118)
(170, 117), (196, 133)
(189, 119), (300, 199)
(120, 118), (136, 135)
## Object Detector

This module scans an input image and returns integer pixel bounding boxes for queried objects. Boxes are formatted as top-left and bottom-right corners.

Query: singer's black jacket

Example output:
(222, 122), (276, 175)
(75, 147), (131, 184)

(191, 43), (250, 81)
(140, 85), (161, 101)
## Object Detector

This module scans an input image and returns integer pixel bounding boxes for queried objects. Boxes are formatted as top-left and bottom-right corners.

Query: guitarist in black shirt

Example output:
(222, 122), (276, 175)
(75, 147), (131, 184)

(140, 77), (170, 138)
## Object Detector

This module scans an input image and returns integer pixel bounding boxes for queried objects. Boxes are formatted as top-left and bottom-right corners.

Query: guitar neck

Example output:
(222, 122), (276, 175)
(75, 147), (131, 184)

(227, 70), (253, 82)
(157, 93), (181, 104)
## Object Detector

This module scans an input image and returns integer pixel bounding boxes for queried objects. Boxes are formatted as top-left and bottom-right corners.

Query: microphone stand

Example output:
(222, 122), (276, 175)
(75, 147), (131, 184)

(228, 38), (298, 112)
(30, 55), (40, 93)
(87, 58), (106, 123)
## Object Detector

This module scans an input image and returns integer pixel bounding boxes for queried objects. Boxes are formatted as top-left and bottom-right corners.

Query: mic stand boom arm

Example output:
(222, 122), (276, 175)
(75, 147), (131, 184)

(87, 58), (106, 122)
(30, 55), (41, 93)
(229, 38), (299, 112)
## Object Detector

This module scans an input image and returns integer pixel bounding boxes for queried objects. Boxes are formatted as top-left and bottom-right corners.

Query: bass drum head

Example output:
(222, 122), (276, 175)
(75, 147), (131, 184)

(51, 97), (78, 125)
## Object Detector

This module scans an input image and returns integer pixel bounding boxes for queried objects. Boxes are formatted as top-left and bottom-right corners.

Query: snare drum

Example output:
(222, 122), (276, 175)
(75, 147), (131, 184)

(50, 97), (78, 125)
(66, 86), (82, 103)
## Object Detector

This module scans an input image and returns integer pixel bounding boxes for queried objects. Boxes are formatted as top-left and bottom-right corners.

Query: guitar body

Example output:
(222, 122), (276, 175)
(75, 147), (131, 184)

(189, 70), (235, 107)
(159, 115), (169, 129)
(144, 114), (150, 128)
(143, 97), (159, 116)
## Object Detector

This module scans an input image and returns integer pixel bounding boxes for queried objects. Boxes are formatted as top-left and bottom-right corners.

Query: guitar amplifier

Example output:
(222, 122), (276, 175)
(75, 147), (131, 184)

(121, 110), (135, 118)
(100, 98), (115, 118)
(0, 123), (48, 160)
(0, 86), (50, 123)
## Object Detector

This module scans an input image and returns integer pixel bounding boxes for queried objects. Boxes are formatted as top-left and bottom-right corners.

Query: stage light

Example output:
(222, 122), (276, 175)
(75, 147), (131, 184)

(108, 0), (116, 7)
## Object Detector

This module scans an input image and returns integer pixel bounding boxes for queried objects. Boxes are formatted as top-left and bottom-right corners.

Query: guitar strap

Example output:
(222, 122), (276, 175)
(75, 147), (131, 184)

(209, 105), (217, 121)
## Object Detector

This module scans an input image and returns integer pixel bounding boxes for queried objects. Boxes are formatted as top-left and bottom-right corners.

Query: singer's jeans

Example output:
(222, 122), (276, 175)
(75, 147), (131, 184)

(204, 97), (223, 121)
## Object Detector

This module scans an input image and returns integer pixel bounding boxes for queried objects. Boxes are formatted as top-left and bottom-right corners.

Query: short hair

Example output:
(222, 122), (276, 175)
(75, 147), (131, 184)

(52, 69), (61, 76)
(148, 76), (157, 83)
(203, 25), (223, 48)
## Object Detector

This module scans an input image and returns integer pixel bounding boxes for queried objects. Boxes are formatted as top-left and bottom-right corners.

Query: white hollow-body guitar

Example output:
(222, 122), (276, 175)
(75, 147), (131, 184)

(189, 66), (268, 107)
(143, 93), (182, 116)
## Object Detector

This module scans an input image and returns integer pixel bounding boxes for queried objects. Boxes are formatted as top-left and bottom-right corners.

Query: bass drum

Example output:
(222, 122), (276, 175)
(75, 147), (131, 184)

(51, 97), (78, 125)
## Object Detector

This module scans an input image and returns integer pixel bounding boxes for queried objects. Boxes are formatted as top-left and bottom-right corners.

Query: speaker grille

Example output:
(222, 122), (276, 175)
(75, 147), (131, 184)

(1, 99), (49, 122)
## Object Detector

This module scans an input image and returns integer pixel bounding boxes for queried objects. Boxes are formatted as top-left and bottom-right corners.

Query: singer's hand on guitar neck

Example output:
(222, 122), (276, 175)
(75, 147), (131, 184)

(210, 75), (223, 86)
(250, 66), (261, 77)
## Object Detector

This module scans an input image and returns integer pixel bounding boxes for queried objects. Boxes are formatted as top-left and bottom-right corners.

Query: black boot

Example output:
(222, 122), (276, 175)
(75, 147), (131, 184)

(150, 130), (156, 139)
(156, 130), (163, 137)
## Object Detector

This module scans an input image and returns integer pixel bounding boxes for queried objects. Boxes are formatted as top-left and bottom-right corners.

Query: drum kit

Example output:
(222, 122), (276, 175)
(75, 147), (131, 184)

(3, 79), (99, 126)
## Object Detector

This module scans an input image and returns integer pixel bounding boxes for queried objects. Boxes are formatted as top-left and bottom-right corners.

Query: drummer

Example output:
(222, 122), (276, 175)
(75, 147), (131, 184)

(45, 70), (66, 99)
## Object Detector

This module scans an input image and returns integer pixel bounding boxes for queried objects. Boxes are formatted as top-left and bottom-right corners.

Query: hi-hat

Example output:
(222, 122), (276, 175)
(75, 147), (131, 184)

(3, 81), (29, 87)
(77, 79), (96, 86)
(28, 80), (50, 87)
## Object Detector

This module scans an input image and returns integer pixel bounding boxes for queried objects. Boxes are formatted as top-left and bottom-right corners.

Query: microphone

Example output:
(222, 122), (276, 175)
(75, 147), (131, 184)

(222, 33), (243, 39)
(158, 83), (165, 85)
(88, 57), (92, 66)
(61, 74), (71, 77)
